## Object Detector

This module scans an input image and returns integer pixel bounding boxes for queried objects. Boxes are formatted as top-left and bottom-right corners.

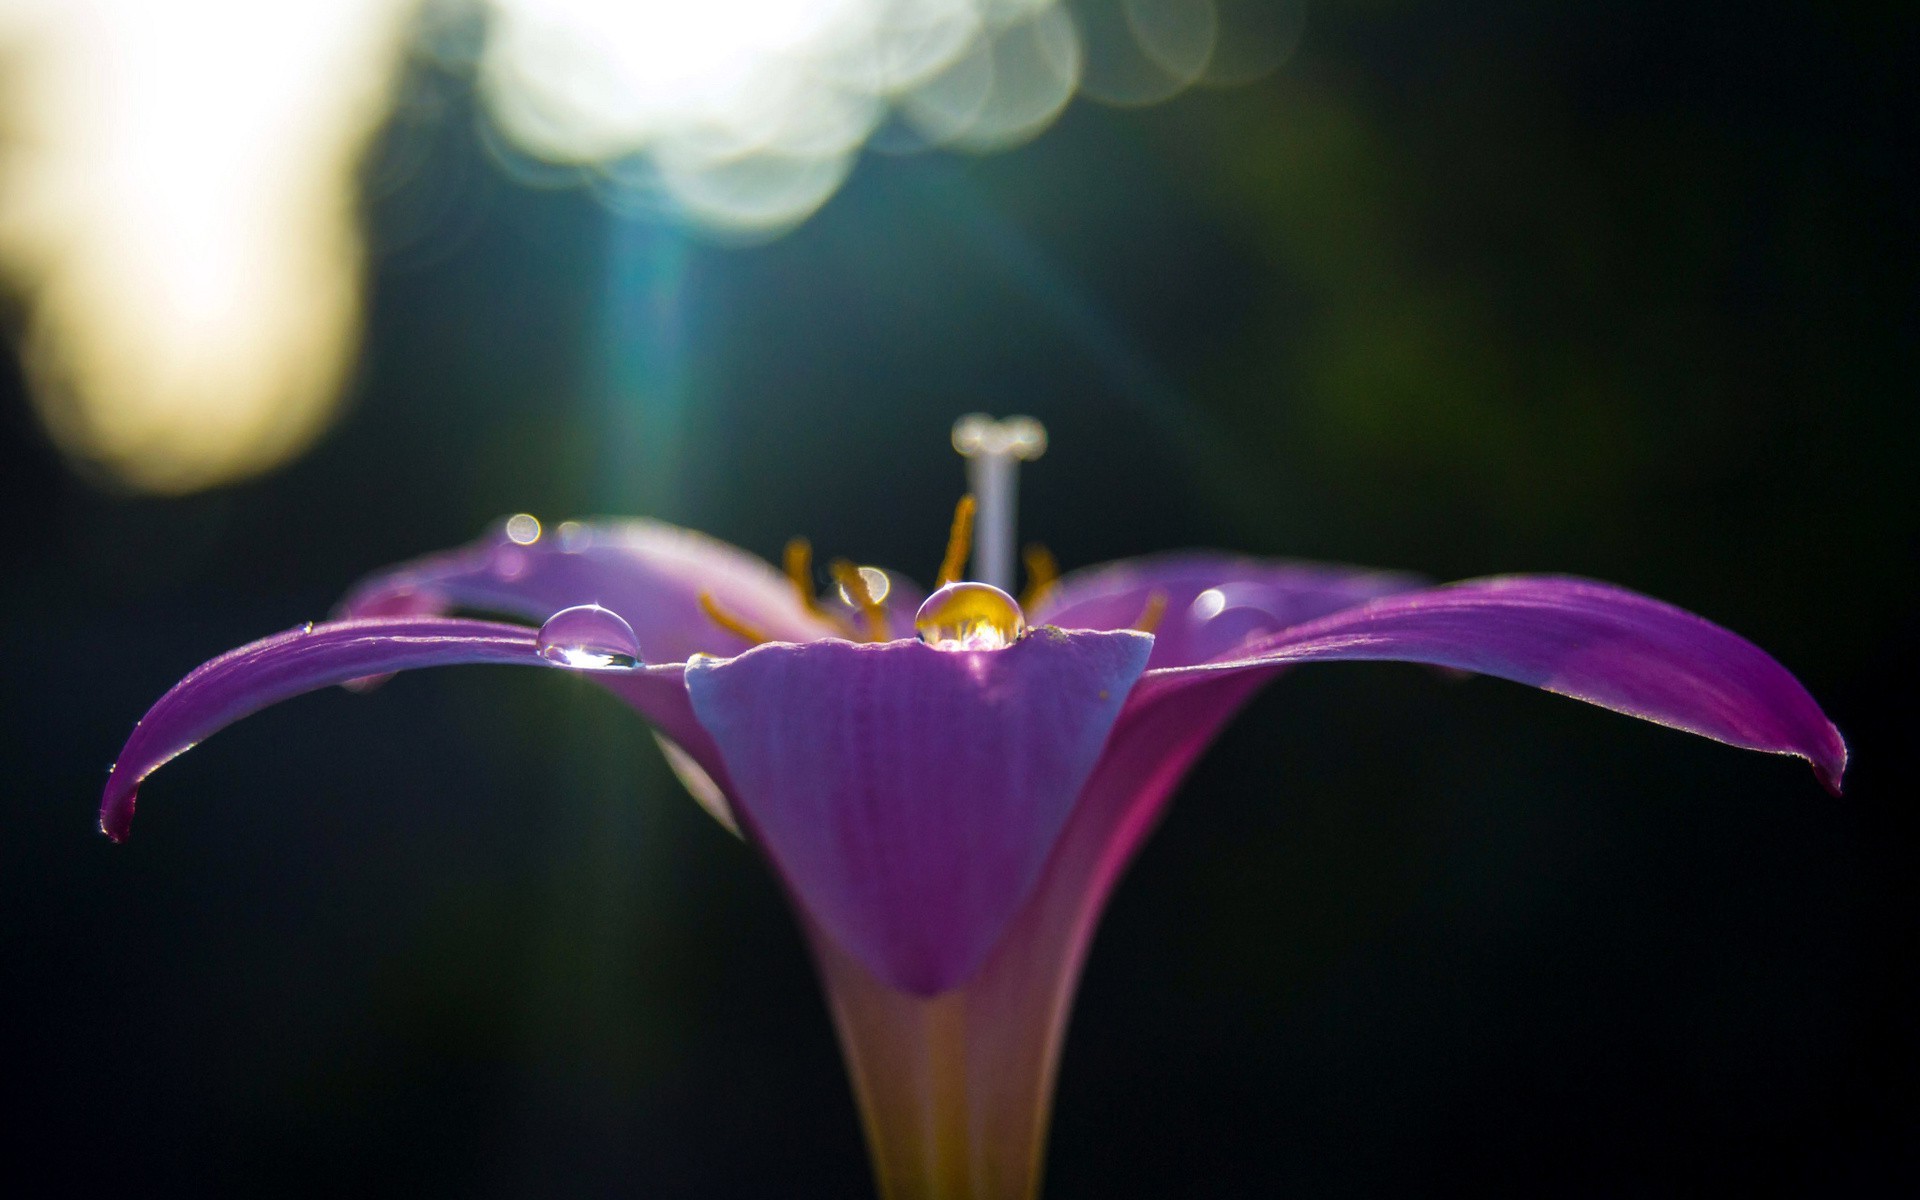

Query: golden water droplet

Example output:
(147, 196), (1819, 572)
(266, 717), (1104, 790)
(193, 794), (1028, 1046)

(914, 582), (1027, 650)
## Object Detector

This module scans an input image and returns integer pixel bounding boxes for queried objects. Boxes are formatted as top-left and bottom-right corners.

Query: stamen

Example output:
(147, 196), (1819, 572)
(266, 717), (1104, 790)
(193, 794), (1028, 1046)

(1020, 542), (1059, 610)
(951, 414), (1046, 592)
(784, 537), (824, 616)
(698, 592), (770, 646)
(830, 559), (891, 641)
(936, 494), (976, 588)
(1132, 589), (1169, 634)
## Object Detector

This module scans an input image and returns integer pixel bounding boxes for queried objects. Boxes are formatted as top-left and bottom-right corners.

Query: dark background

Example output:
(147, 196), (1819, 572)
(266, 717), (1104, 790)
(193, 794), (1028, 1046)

(4, 2), (1913, 1195)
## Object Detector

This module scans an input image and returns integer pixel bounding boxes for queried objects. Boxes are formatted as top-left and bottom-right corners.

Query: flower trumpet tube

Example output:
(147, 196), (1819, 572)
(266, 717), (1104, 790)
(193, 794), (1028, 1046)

(101, 419), (1844, 1199)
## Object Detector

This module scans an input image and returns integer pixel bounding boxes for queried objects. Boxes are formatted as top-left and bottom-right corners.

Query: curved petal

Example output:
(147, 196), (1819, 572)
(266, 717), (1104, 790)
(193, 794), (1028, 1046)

(101, 616), (707, 841)
(1032, 551), (1425, 668)
(686, 629), (1155, 996)
(1149, 576), (1847, 791)
(337, 518), (839, 663)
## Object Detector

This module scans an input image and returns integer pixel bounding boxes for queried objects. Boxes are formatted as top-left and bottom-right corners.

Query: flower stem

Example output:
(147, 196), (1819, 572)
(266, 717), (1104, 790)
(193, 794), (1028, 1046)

(811, 930), (1055, 1200)
(807, 665), (1270, 1200)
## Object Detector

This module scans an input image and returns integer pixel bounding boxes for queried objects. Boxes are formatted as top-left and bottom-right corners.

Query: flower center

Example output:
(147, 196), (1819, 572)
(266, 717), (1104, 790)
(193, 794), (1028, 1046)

(697, 416), (1052, 650)
(914, 581), (1027, 650)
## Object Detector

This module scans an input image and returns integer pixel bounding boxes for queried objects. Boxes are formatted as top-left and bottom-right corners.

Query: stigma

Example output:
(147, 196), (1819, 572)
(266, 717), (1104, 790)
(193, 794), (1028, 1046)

(915, 582), (1027, 651)
(951, 414), (1045, 593)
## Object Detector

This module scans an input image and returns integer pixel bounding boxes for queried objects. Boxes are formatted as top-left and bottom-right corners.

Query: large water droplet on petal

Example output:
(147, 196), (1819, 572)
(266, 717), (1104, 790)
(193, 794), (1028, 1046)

(914, 582), (1026, 650)
(536, 604), (643, 670)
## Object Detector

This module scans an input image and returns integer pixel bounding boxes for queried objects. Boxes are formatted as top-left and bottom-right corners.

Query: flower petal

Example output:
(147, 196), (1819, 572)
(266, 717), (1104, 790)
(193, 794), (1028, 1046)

(1033, 551), (1425, 668)
(101, 616), (708, 841)
(685, 629), (1155, 995)
(337, 518), (839, 663)
(803, 667), (1277, 1195)
(1150, 576), (1847, 790)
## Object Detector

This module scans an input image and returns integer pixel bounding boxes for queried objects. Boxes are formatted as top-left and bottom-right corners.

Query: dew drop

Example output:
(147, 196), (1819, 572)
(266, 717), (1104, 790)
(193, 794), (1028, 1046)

(1190, 587), (1227, 621)
(504, 513), (542, 545)
(537, 605), (643, 670)
(914, 581), (1026, 650)
(837, 565), (892, 606)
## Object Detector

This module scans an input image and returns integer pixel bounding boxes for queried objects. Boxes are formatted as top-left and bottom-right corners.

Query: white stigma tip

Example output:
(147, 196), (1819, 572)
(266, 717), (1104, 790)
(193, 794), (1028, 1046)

(952, 414), (1047, 461)
(949, 415), (1047, 592)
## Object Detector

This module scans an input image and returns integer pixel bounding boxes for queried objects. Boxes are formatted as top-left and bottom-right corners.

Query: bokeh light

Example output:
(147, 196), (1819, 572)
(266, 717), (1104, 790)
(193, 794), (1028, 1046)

(478, 0), (1297, 236)
(0, 0), (1292, 492)
(0, 0), (412, 493)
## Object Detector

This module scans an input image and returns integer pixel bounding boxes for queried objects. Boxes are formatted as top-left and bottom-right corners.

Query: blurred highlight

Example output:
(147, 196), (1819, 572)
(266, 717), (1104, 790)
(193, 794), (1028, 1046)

(479, 0), (1301, 236)
(0, 0), (413, 493)
(0, 0), (1294, 493)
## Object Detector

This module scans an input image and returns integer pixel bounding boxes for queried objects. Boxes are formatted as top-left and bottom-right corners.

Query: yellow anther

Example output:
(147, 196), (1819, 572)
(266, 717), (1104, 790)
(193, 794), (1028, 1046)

(1020, 542), (1059, 610)
(784, 537), (824, 616)
(698, 592), (770, 646)
(830, 559), (891, 642)
(1132, 589), (1169, 634)
(936, 494), (976, 587)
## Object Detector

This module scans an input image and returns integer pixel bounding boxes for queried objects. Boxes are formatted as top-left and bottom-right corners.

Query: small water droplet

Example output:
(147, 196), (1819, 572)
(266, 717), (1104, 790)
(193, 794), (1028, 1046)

(537, 605), (643, 670)
(300, 621), (315, 634)
(915, 582), (1026, 650)
(1190, 587), (1227, 621)
(504, 513), (542, 544)
(836, 565), (892, 606)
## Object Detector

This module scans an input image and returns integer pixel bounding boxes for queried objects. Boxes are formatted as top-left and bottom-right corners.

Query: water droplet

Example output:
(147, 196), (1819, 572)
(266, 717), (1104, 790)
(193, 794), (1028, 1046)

(1190, 587), (1227, 621)
(537, 605), (643, 670)
(836, 565), (892, 606)
(504, 513), (542, 545)
(914, 582), (1026, 650)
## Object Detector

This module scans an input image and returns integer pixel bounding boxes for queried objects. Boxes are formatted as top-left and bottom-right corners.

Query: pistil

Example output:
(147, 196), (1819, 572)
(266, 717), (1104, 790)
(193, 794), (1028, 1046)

(951, 415), (1046, 594)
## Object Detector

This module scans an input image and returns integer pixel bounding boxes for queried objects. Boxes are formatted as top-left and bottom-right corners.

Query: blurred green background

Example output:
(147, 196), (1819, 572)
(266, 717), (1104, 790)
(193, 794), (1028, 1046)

(2, 1), (1912, 1195)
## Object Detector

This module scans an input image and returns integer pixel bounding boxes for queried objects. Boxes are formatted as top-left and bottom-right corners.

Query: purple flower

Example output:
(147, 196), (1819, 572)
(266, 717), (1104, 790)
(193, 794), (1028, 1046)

(101, 419), (1843, 1200)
